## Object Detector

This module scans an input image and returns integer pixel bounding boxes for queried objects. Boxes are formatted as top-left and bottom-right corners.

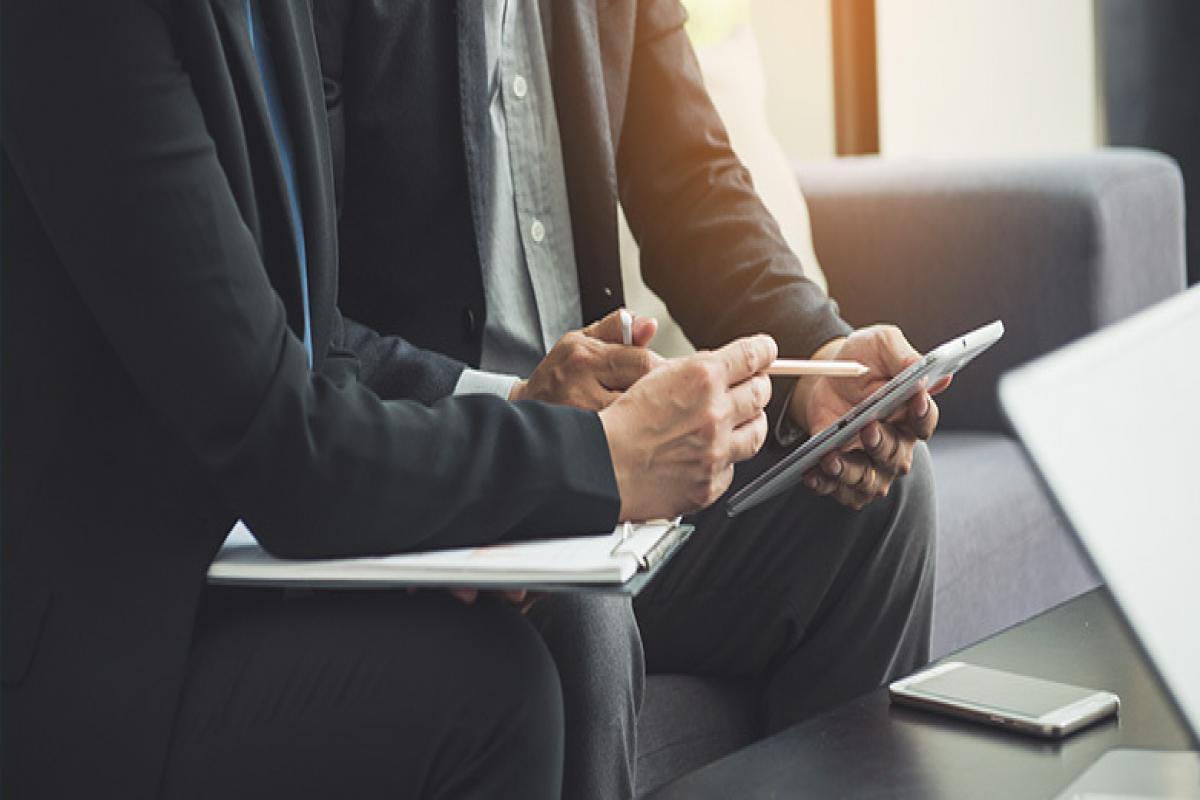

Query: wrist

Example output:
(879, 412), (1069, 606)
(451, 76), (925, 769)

(598, 405), (634, 521)
(508, 379), (527, 402)
(787, 337), (846, 432)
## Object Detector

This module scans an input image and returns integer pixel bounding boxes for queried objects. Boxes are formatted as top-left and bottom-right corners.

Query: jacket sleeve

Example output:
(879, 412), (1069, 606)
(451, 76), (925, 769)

(616, 0), (852, 364)
(326, 309), (467, 404)
(1, 0), (619, 557)
(313, 0), (469, 406)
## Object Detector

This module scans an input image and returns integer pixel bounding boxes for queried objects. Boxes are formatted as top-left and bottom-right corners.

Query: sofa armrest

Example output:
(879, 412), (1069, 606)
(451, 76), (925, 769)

(797, 149), (1186, 433)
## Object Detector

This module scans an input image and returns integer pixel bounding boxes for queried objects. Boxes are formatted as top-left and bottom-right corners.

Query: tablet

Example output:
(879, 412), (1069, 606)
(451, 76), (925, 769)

(727, 320), (1005, 516)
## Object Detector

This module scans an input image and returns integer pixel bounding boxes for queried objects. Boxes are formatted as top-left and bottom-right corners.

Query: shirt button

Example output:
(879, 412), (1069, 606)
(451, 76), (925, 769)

(530, 218), (546, 243)
(512, 75), (528, 99)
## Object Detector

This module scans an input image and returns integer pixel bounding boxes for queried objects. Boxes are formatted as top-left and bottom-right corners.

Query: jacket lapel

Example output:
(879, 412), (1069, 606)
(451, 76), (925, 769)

(258, 0), (338, 359)
(211, 0), (333, 362)
(456, 0), (493, 294)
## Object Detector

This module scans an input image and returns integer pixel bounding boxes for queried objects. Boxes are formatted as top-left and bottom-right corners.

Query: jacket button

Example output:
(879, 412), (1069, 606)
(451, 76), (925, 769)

(462, 306), (479, 336)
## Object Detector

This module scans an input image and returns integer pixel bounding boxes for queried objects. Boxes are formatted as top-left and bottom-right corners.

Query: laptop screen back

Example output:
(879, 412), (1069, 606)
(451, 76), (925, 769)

(1000, 285), (1200, 743)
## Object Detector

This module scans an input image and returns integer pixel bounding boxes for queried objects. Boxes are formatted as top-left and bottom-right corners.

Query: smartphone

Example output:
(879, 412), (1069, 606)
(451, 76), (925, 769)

(889, 661), (1120, 738)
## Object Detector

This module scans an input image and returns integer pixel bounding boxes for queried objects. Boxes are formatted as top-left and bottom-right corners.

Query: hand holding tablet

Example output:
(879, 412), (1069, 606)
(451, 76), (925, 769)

(728, 320), (1005, 515)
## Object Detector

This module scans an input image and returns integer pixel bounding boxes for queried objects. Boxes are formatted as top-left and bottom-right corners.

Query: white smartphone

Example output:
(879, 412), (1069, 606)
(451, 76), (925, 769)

(889, 661), (1120, 738)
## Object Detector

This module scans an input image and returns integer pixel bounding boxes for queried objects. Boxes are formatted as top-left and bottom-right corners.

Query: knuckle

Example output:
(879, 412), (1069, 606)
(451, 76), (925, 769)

(751, 417), (768, 453)
(749, 376), (768, 409)
(563, 344), (588, 368)
(636, 350), (655, 375)
(759, 375), (773, 405)
(688, 359), (716, 391)
(699, 407), (723, 437)
(739, 339), (756, 373)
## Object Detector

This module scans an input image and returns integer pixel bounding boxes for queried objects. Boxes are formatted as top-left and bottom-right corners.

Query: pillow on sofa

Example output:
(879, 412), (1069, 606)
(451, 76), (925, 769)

(619, 17), (829, 357)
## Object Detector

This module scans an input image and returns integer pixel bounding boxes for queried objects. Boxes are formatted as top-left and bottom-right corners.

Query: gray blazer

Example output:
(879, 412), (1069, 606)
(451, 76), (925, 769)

(315, 0), (852, 422)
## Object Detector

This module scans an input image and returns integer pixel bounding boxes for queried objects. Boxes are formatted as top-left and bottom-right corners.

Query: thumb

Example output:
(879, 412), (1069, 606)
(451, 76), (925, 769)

(582, 308), (627, 344)
(875, 326), (922, 377)
(632, 315), (658, 347)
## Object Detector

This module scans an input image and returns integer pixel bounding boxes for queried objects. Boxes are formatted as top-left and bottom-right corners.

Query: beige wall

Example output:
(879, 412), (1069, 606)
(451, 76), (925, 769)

(750, 0), (837, 160)
(875, 0), (1101, 157)
(750, 0), (1101, 160)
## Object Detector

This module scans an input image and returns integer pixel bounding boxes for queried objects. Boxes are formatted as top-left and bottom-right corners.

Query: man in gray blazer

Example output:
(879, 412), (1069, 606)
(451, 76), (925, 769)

(315, 2), (945, 797)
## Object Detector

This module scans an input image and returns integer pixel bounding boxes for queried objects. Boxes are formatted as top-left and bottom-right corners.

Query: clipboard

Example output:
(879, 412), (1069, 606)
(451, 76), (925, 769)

(208, 520), (693, 596)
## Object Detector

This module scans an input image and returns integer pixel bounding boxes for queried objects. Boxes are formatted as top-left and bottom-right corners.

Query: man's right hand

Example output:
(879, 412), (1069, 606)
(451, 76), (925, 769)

(599, 335), (777, 521)
(510, 309), (662, 410)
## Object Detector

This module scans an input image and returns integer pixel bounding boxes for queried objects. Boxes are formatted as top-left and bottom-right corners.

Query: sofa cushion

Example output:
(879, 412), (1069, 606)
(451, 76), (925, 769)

(928, 431), (1100, 658)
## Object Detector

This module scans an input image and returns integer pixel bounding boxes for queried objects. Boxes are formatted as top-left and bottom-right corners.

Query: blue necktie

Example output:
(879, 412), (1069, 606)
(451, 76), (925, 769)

(245, 0), (314, 367)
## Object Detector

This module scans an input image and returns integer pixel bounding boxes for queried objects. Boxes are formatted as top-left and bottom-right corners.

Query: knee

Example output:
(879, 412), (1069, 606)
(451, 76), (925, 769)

(531, 594), (641, 675)
(446, 603), (565, 796)
(480, 604), (565, 739)
(529, 593), (644, 713)
(887, 440), (937, 566)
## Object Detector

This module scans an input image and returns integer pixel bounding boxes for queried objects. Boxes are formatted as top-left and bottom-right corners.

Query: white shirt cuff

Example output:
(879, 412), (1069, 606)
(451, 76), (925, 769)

(453, 368), (521, 400)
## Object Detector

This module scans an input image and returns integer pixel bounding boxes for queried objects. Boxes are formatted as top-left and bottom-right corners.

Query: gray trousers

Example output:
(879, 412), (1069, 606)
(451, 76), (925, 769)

(528, 442), (937, 800)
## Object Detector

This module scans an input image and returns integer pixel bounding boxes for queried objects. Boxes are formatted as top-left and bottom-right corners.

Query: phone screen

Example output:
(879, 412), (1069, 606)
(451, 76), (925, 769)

(912, 665), (1097, 718)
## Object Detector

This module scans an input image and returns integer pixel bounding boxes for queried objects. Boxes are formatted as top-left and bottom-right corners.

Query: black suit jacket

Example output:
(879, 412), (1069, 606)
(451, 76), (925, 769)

(314, 0), (851, 394)
(1, 1), (619, 795)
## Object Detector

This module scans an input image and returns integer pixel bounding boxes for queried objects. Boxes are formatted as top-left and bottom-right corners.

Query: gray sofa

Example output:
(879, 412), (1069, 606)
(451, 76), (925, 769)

(635, 149), (1188, 797)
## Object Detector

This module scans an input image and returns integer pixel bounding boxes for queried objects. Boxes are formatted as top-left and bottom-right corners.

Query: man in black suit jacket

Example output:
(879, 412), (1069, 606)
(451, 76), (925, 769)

(1, 1), (783, 796)
(315, 1), (945, 797)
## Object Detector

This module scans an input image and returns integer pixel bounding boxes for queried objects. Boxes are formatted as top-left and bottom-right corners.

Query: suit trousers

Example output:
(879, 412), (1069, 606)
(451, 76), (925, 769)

(532, 441), (937, 800)
(159, 589), (564, 799)
(160, 443), (934, 800)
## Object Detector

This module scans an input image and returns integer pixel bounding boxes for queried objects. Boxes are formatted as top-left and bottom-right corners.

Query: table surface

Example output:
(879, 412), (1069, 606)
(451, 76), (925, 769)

(649, 589), (1197, 800)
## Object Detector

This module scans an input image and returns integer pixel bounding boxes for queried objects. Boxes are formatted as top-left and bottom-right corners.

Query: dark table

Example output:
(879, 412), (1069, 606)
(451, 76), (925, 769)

(649, 589), (1196, 799)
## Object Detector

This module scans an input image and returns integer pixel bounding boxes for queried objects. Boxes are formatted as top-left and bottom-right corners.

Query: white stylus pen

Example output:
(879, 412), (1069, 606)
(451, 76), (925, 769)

(619, 309), (633, 346)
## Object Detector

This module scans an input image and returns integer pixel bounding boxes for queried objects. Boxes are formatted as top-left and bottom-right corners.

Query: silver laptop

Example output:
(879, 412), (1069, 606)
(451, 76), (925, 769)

(1000, 285), (1200, 797)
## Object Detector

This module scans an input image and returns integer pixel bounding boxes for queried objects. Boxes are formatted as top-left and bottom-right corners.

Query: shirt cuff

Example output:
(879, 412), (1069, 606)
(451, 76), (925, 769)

(773, 380), (808, 448)
(453, 368), (521, 400)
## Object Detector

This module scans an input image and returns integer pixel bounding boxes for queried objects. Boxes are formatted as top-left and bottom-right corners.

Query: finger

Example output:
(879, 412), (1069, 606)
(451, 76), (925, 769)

(902, 391), (940, 440)
(716, 335), (778, 386)
(728, 411), (768, 463)
(874, 326), (922, 377)
(632, 315), (658, 347)
(862, 421), (910, 478)
(929, 374), (953, 396)
(804, 468), (838, 496)
(833, 481), (872, 511)
(581, 308), (629, 344)
(449, 588), (478, 604)
(599, 343), (664, 390)
(838, 453), (883, 504)
(821, 450), (865, 487)
(727, 374), (772, 426)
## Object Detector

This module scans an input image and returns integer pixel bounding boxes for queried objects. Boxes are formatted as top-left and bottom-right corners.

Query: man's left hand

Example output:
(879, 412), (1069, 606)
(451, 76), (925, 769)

(789, 325), (950, 511)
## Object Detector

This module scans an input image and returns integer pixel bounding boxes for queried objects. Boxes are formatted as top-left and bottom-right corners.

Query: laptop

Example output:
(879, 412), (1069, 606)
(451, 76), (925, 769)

(1000, 285), (1200, 797)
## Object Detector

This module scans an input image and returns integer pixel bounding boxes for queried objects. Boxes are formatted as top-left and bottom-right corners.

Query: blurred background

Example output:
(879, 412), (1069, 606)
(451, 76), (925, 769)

(622, 0), (1198, 357)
